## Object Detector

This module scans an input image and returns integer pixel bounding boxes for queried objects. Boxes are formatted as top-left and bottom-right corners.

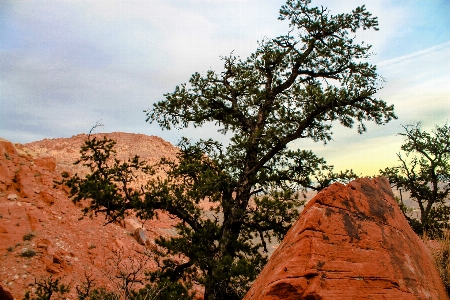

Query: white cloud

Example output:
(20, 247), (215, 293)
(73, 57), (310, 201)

(377, 41), (450, 126)
(288, 41), (450, 175)
(1, 0), (448, 154)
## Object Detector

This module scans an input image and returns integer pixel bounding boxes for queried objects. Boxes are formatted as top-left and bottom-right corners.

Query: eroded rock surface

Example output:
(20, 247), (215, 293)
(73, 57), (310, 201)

(0, 134), (180, 299)
(245, 177), (448, 300)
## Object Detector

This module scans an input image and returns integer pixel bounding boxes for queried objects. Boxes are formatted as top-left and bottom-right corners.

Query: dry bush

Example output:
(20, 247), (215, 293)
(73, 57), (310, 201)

(428, 232), (450, 295)
(92, 246), (154, 298)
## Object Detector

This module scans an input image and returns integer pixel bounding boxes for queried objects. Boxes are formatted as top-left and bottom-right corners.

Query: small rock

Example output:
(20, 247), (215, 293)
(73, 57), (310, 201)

(41, 254), (53, 266)
(133, 228), (147, 245)
(46, 265), (59, 274)
(53, 253), (64, 264)
(7, 194), (18, 201)
(39, 191), (55, 205)
(124, 217), (143, 232)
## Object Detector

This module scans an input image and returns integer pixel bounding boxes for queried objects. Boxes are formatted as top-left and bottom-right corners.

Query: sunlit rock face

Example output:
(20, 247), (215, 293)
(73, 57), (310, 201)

(245, 177), (448, 300)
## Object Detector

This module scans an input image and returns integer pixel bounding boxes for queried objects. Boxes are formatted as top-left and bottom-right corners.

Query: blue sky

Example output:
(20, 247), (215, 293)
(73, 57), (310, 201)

(1, 0), (449, 175)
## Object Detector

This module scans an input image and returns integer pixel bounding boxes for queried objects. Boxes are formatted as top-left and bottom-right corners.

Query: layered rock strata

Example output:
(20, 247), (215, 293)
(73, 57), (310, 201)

(245, 177), (448, 300)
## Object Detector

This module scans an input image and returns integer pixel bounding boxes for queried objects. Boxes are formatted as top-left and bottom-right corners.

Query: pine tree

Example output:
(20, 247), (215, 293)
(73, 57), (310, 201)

(381, 123), (450, 238)
(64, 1), (396, 298)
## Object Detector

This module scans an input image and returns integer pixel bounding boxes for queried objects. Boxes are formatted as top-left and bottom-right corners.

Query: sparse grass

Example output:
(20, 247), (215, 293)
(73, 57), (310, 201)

(428, 233), (450, 295)
(23, 232), (35, 241)
(20, 248), (36, 258)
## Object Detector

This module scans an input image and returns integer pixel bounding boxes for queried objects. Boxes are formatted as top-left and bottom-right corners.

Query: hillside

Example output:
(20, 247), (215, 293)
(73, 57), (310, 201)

(0, 133), (180, 299)
(1, 132), (444, 299)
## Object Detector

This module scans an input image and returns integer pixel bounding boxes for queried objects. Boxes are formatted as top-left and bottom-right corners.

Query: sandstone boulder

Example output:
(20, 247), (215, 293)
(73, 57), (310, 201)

(0, 139), (18, 158)
(134, 228), (147, 245)
(245, 177), (448, 300)
(14, 165), (36, 198)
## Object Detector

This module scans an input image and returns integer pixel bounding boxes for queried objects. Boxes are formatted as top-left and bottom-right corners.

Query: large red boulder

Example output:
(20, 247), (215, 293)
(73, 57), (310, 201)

(245, 177), (448, 300)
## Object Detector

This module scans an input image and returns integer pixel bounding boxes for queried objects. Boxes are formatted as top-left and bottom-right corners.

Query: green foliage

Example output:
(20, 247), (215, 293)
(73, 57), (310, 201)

(23, 276), (70, 300)
(63, 1), (395, 299)
(381, 123), (450, 238)
(62, 134), (153, 223)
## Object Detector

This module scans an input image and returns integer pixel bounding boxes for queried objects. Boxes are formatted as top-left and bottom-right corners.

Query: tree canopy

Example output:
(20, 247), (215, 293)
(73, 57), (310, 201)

(64, 1), (396, 299)
(381, 123), (450, 238)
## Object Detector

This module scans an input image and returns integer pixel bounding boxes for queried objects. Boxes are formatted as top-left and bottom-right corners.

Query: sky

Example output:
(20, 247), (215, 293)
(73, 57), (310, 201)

(1, 0), (449, 176)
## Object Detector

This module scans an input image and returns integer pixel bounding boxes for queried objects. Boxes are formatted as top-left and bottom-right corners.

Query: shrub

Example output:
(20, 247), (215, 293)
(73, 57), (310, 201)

(430, 233), (450, 295)
(20, 248), (36, 258)
(23, 232), (35, 241)
(23, 276), (70, 300)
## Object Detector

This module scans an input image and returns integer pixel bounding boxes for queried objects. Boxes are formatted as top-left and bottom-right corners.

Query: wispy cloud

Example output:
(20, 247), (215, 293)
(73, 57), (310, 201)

(0, 0), (448, 169)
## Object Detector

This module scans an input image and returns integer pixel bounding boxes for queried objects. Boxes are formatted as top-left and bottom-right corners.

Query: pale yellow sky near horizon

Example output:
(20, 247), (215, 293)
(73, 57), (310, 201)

(1, 0), (448, 178)
(292, 42), (450, 177)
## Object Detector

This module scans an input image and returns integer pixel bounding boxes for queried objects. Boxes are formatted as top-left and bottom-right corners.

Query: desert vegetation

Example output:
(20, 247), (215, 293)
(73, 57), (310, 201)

(17, 0), (450, 299)
(381, 123), (450, 238)
(58, 0), (399, 299)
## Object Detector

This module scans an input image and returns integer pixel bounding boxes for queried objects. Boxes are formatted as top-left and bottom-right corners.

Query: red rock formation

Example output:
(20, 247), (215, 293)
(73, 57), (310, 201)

(0, 283), (14, 300)
(245, 177), (448, 300)
(0, 134), (180, 299)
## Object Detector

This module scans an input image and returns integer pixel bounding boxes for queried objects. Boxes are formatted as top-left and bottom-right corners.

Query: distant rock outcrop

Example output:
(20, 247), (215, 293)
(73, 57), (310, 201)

(245, 177), (448, 300)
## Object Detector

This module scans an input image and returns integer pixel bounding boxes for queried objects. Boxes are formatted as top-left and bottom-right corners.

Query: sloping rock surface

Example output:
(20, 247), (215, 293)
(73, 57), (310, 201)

(245, 177), (448, 300)
(0, 133), (180, 299)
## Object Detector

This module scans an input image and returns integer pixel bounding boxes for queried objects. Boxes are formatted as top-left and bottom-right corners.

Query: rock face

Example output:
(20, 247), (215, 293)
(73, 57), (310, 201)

(0, 284), (14, 300)
(0, 133), (180, 299)
(245, 177), (448, 300)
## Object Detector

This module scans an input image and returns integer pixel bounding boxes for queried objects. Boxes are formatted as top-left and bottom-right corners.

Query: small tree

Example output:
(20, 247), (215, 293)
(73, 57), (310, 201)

(23, 276), (70, 300)
(381, 123), (450, 237)
(64, 1), (396, 298)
